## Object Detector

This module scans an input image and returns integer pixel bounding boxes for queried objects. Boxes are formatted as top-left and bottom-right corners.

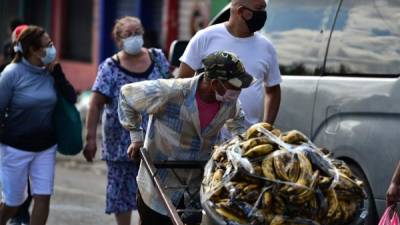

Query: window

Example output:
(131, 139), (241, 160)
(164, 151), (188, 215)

(262, 0), (340, 76)
(325, 0), (400, 76)
(61, 0), (93, 62)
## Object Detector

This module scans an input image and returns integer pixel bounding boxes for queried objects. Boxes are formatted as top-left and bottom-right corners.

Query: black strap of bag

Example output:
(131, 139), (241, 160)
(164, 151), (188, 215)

(52, 64), (77, 103)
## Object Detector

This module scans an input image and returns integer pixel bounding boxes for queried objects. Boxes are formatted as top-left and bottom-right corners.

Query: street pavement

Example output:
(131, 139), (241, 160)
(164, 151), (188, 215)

(51, 155), (140, 225)
(1, 154), (139, 225)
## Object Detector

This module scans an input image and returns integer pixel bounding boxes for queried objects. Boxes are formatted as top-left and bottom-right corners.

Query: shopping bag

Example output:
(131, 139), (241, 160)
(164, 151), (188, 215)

(379, 205), (399, 225)
(53, 94), (83, 155)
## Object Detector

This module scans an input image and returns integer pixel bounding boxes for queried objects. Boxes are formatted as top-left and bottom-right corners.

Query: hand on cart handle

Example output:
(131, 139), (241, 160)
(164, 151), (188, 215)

(127, 141), (143, 160)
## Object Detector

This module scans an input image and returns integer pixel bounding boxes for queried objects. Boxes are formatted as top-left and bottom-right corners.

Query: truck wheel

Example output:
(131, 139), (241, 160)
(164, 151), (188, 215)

(348, 163), (378, 225)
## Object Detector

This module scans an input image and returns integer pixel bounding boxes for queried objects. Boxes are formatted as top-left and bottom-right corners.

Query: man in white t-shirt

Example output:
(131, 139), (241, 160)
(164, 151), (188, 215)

(178, 0), (281, 129)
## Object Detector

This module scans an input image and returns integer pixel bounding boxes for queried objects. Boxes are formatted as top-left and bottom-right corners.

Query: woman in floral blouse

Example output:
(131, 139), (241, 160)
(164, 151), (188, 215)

(83, 16), (170, 225)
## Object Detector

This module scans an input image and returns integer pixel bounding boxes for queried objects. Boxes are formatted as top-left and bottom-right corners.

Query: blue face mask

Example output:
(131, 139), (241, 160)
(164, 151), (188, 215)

(41, 45), (57, 65)
(122, 35), (144, 55)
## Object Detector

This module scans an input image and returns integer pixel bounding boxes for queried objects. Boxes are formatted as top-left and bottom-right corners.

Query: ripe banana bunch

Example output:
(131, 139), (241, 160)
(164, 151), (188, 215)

(246, 122), (274, 139)
(280, 130), (308, 145)
(202, 123), (365, 225)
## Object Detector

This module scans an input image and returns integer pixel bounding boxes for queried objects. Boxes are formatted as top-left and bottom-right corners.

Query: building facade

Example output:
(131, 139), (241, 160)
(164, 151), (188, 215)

(0, 0), (227, 91)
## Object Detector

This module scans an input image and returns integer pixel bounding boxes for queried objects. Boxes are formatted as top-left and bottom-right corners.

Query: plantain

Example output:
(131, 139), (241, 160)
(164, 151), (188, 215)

(273, 151), (292, 181)
(340, 200), (358, 223)
(325, 188), (339, 218)
(263, 191), (273, 210)
(212, 169), (224, 183)
(243, 183), (259, 193)
(269, 215), (287, 225)
(273, 196), (286, 215)
(286, 152), (313, 194)
(281, 130), (308, 144)
(212, 147), (225, 162)
(245, 122), (273, 139)
(215, 207), (247, 224)
(243, 144), (275, 158)
(240, 137), (274, 152)
(253, 164), (263, 176)
(262, 156), (276, 180)
(289, 170), (319, 204)
(271, 128), (282, 137)
(336, 172), (365, 198)
(286, 153), (301, 182)
(232, 181), (248, 191)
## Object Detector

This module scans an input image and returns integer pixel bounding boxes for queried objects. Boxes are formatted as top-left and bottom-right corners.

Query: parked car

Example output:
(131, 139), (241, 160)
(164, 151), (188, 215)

(171, 0), (400, 224)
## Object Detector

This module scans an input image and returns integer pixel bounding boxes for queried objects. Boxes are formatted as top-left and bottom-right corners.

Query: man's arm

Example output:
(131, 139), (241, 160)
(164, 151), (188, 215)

(177, 62), (196, 78)
(118, 79), (182, 159)
(118, 79), (180, 142)
(263, 84), (281, 125)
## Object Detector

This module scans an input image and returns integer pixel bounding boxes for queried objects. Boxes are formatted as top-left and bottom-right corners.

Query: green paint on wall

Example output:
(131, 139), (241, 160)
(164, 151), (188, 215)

(211, 0), (230, 18)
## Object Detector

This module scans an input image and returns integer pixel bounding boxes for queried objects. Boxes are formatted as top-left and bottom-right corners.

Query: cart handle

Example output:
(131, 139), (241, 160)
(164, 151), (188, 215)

(139, 147), (184, 225)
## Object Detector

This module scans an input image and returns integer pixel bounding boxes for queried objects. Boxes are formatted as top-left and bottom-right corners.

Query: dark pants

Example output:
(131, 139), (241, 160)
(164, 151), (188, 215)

(137, 191), (203, 225)
(137, 191), (175, 225)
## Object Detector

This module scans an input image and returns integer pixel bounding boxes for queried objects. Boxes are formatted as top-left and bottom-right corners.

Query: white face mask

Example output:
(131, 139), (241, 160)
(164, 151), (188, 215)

(41, 45), (57, 65)
(215, 81), (241, 102)
(122, 35), (144, 55)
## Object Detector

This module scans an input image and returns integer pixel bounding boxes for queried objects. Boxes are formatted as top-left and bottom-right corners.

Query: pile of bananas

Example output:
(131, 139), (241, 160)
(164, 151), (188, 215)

(202, 123), (366, 225)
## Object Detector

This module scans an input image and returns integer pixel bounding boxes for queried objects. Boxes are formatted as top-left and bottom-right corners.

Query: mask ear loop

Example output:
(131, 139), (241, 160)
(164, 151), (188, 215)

(14, 42), (24, 53)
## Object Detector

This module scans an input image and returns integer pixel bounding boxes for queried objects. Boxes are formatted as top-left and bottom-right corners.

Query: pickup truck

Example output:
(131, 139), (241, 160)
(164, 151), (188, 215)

(170, 0), (400, 224)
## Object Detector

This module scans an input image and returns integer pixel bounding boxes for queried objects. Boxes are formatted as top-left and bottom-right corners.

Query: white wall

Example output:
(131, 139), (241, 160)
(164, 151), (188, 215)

(178, 0), (210, 40)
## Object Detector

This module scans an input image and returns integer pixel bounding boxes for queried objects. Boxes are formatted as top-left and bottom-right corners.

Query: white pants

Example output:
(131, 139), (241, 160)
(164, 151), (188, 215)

(0, 144), (56, 206)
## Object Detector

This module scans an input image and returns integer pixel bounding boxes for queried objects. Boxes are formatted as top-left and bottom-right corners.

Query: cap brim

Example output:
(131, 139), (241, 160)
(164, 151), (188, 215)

(228, 72), (255, 88)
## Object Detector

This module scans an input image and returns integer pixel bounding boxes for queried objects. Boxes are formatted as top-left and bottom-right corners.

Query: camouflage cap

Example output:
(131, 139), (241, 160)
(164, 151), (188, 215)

(202, 51), (254, 88)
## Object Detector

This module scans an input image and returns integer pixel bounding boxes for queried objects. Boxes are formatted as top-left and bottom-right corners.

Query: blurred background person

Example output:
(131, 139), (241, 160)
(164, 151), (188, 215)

(83, 16), (170, 225)
(0, 25), (76, 225)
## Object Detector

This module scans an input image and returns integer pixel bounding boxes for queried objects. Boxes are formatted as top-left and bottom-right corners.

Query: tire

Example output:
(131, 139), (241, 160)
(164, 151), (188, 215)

(348, 163), (379, 225)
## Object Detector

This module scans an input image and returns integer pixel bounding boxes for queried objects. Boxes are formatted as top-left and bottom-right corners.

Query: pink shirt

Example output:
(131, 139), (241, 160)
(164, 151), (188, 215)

(196, 91), (221, 130)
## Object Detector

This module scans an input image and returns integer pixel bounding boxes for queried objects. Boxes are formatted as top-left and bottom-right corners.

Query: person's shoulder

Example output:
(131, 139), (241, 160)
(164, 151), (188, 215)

(0, 62), (20, 81)
(149, 48), (166, 58)
(102, 57), (116, 66)
(97, 57), (116, 71)
(149, 48), (163, 54)
(194, 23), (226, 37)
(254, 32), (274, 46)
(253, 32), (277, 54)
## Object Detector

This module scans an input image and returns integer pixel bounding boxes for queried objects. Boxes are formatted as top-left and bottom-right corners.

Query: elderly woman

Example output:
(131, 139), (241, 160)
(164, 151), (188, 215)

(83, 16), (170, 225)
